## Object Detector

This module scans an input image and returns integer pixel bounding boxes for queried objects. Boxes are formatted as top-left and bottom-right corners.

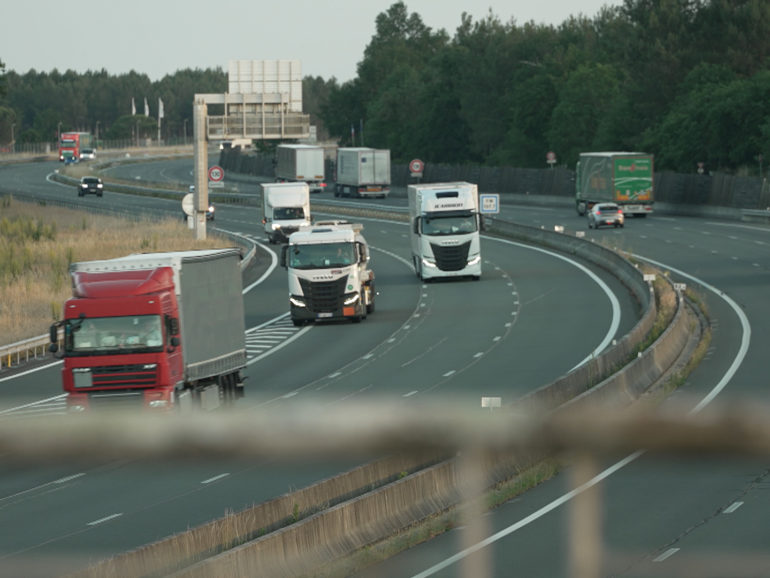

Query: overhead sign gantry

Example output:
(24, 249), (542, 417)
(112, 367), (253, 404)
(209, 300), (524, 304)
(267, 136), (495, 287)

(190, 60), (311, 239)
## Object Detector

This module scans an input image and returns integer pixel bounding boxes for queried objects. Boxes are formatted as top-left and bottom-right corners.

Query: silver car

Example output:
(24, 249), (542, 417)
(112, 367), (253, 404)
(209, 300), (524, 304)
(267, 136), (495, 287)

(588, 202), (624, 229)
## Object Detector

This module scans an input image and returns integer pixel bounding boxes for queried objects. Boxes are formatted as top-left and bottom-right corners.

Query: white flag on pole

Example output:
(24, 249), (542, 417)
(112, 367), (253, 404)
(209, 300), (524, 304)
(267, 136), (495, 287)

(158, 98), (164, 119)
(144, 97), (149, 117)
(131, 97), (136, 116)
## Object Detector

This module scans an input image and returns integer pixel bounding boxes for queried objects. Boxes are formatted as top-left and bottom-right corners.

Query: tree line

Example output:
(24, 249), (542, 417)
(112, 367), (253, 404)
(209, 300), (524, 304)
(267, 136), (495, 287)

(2, 0), (770, 174)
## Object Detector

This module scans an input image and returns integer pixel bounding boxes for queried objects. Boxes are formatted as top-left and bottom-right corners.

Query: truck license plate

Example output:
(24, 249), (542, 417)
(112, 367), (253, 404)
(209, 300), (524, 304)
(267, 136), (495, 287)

(317, 312), (333, 318)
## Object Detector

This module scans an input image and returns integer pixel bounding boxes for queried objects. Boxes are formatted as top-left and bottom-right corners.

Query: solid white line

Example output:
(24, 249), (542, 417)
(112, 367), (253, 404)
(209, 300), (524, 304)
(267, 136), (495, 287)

(54, 473), (86, 484)
(201, 473), (230, 485)
(0, 362), (63, 384)
(87, 513), (123, 526)
(0, 393), (67, 413)
(411, 257), (751, 578)
(411, 452), (644, 578)
(653, 548), (680, 562)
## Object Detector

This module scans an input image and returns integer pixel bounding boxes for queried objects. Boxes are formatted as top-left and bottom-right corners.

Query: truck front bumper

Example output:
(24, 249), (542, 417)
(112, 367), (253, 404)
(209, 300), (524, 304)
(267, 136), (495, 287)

(290, 295), (365, 323)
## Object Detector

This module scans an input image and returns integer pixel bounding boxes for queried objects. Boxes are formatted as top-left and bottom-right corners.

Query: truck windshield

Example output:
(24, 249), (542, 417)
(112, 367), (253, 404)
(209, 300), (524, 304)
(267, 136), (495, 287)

(289, 242), (356, 269)
(274, 207), (306, 220)
(65, 315), (164, 353)
(422, 213), (477, 236)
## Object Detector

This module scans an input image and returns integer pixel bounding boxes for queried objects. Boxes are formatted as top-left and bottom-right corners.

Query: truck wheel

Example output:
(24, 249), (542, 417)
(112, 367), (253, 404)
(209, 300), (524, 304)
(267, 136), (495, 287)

(292, 318), (303, 327)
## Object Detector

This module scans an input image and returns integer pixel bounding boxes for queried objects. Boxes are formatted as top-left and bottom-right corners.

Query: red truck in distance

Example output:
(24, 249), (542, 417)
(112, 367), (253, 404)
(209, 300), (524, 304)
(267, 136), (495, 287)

(58, 131), (94, 162)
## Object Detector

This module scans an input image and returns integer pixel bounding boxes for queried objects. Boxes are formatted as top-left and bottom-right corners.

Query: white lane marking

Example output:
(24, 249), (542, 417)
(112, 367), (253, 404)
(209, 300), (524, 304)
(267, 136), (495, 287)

(201, 473), (230, 485)
(1, 473), (87, 503)
(55, 473), (86, 484)
(443, 370), (456, 378)
(0, 393), (66, 412)
(723, 501), (743, 514)
(412, 258), (751, 578)
(411, 451), (644, 578)
(653, 548), (680, 562)
(87, 513), (123, 526)
(403, 391), (418, 398)
(489, 237), (621, 370)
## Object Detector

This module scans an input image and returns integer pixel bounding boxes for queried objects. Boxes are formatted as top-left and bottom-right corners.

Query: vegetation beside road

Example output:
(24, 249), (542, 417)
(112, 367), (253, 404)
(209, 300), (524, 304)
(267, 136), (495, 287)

(0, 195), (231, 344)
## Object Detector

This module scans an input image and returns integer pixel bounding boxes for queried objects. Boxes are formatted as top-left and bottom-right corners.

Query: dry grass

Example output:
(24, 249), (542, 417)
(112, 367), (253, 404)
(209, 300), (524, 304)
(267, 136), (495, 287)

(0, 195), (232, 344)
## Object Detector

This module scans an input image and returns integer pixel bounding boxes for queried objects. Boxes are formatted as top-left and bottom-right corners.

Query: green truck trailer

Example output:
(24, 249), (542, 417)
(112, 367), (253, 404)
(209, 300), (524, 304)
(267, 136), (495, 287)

(575, 152), (654, 217)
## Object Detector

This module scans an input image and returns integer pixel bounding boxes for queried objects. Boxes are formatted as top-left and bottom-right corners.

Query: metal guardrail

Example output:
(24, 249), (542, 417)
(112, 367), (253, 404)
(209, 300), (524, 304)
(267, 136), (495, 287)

(0, 335), (55, 370)
(741, 208), (770, 222)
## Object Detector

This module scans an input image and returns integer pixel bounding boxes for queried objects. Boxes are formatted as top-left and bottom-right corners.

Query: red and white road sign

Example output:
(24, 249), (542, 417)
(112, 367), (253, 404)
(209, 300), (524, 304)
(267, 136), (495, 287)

(409, 159), (424, 175)
(208, 165), (224, 182)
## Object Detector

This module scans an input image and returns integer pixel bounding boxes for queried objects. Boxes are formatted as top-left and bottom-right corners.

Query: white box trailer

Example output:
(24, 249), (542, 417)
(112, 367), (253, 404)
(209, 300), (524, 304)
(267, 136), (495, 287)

(334, 147), (390, 198)
(276, 144), (326, 193)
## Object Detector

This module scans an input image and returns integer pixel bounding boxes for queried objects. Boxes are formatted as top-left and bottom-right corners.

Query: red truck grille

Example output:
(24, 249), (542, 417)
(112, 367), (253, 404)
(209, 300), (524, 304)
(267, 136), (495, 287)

(73, 364), (158, 388)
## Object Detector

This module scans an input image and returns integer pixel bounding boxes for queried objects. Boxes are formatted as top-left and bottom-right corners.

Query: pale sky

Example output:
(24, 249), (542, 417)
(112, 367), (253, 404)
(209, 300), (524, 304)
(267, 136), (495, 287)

(3, 1), (620, 83)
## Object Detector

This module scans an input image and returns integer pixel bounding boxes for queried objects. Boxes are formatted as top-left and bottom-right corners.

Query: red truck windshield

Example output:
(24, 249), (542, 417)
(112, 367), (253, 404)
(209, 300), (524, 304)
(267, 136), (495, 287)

(66, 315), (163, 352)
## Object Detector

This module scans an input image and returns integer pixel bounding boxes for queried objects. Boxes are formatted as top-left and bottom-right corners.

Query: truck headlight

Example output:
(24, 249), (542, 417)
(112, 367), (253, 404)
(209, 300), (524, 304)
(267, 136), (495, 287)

(289, 295), (307, 308)
(271, 223), (282, 230)
(343, 292), (360, 306)
(421, 258), (437, 268)
(467, 255), (481, 266)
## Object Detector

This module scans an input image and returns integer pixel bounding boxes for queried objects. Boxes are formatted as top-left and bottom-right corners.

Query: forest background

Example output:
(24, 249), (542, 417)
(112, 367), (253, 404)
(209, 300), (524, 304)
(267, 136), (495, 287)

(2, 0), (770, 176)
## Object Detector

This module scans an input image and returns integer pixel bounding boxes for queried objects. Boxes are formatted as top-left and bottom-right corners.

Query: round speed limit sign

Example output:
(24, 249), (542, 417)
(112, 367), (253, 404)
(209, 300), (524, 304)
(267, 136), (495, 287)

(208, 165), (224, 182)
(409, 159), (424, 175)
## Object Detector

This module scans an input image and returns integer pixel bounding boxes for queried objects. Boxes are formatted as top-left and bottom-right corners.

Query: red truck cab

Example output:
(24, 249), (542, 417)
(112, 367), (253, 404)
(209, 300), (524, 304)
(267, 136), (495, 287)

(58, 267), (182, 411)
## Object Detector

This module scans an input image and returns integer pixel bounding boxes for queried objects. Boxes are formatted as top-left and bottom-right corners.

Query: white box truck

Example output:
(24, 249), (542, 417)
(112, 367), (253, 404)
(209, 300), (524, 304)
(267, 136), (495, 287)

(408, 182), (482, 281)
(334, 147), (390, 198)
(261, 182), (311, 244)
(281, 221), (375, 326)
(275, 144), (326, 193)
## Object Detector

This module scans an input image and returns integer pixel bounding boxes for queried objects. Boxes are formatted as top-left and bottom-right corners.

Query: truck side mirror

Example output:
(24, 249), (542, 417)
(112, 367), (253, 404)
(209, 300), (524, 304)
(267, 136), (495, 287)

(280, 245), (288, 268)
(169, 317), (180, 336)
(413, 217), (420, 235)
(49, 324), (59, 353)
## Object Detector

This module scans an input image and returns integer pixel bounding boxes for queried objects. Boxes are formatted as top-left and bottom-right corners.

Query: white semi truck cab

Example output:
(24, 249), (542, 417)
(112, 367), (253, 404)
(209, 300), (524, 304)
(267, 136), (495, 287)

(408, 182), (482, 281)
(281, 221), (375, 326)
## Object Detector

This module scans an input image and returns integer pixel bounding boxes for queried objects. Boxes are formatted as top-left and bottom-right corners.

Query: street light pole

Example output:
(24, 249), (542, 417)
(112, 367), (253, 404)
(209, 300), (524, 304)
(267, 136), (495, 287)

(11, 123), (15, 152)
(95, 121), (100, 143)
(184, 118), (188, 146)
